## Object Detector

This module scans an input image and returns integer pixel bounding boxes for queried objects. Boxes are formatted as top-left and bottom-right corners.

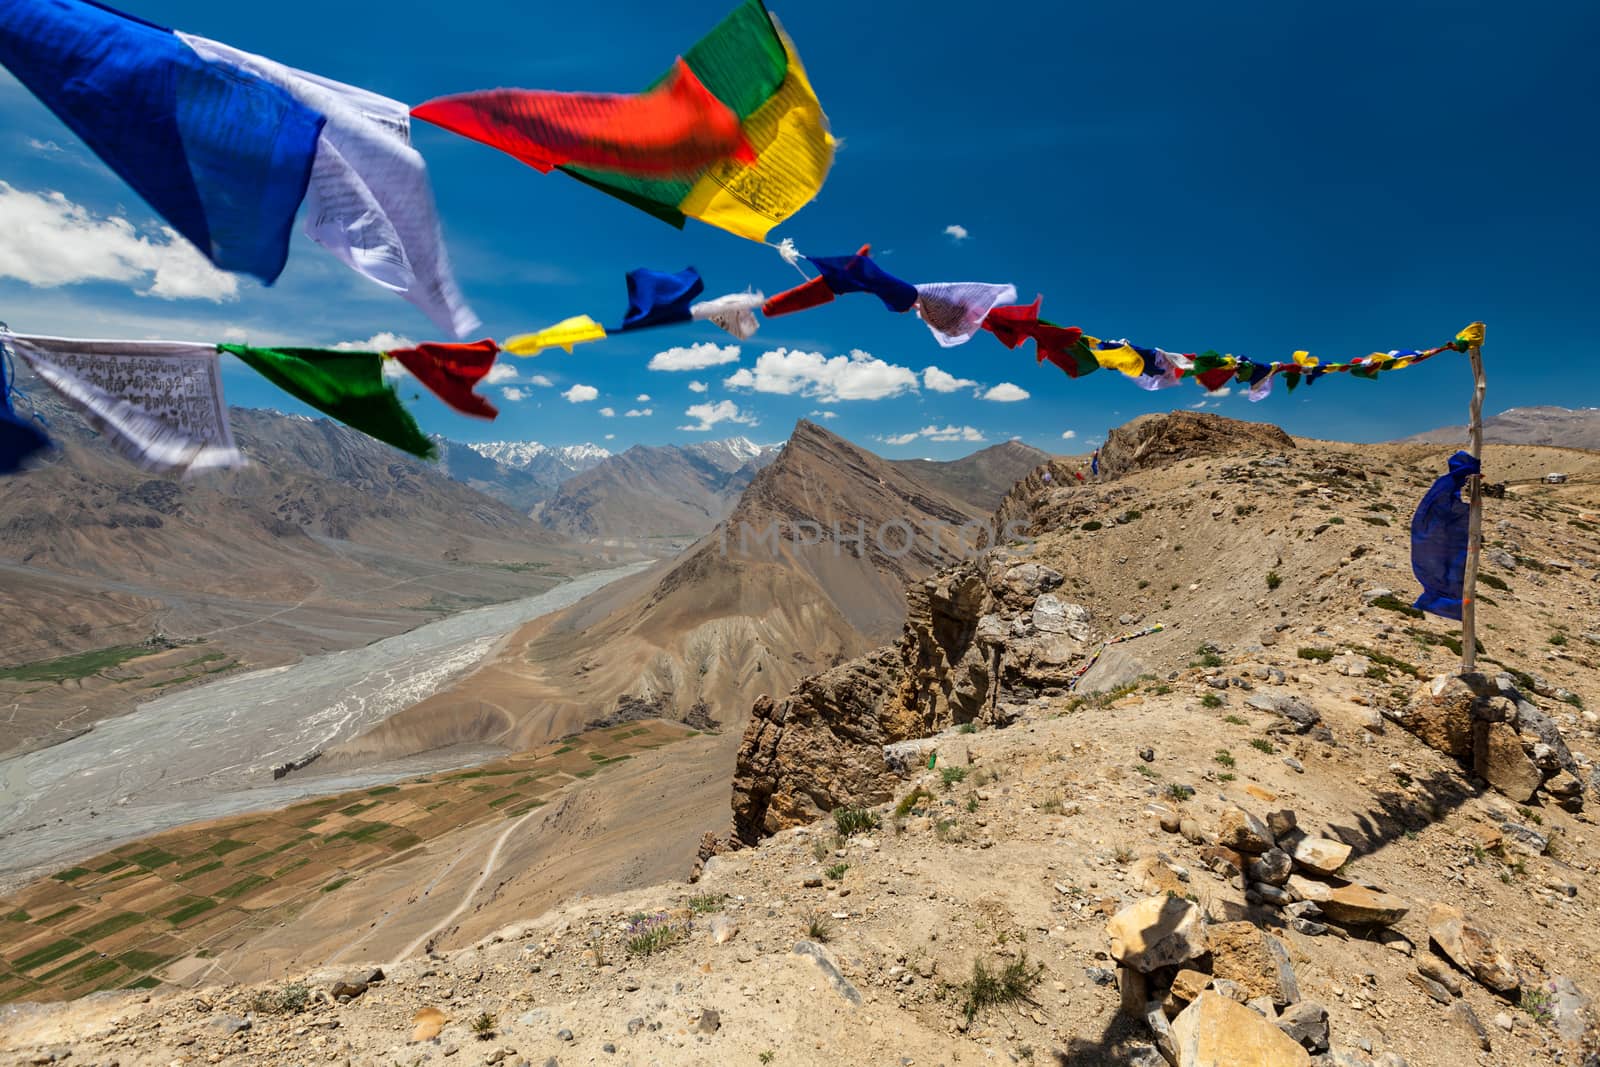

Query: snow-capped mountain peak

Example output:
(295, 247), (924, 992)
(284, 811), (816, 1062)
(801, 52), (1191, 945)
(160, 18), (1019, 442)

(465, 440), (609, 473)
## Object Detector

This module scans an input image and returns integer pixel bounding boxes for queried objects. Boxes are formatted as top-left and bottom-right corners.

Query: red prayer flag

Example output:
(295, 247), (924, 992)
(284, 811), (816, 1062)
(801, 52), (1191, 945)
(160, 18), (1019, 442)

(982, 297), (1086, 374)
(411, 59), (754, 177)
(762, 245), (869, 318)
(389, 339), (501, 420)
(1195, 366), (1237, 393)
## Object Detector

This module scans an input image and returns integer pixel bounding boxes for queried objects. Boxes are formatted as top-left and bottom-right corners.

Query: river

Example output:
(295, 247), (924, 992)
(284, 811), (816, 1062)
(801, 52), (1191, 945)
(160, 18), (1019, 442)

(0, 562), (647, 891)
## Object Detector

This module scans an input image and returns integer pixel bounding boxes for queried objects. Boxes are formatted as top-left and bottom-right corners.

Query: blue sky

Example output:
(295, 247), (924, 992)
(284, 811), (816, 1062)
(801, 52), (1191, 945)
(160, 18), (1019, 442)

(1, 0), (1596, 457)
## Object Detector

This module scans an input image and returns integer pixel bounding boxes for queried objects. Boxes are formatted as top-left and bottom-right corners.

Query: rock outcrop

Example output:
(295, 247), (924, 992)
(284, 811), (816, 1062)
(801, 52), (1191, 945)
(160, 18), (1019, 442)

(1098, 411), (1295, 479)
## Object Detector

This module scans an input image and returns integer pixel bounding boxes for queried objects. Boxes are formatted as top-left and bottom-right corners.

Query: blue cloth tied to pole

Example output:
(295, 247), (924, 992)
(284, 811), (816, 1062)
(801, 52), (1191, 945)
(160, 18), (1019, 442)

(0, 340), (52, 476)
(1411, 450), (1480, 620)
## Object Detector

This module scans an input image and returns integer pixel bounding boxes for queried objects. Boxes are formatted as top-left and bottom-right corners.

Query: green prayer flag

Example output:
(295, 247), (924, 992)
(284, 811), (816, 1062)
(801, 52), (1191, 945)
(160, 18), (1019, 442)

(221, 344), (435, 459)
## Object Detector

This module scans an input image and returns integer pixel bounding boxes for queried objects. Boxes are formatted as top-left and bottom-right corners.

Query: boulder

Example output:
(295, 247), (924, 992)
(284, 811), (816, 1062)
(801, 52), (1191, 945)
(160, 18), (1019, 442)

(1276, 1001), (1330, 1052)
(1548, 976), (1592, 1045)
(1334, 653), (1372, 678)
(1131, 856), (1189, 898)
(1286, 877), (1406, 926)
(996, 561), (1064, 603)
(1474, 722), (1543, 803)
(1449, 1000), (1492, 1051)
(1246, 693), (1321, 731)
(1207, 921), (1300, 1006)
(1393, 675), (1476, 758)
(1428, 904), (1519, 996)
(1216, 808), (1275, 854)
(1247, 848), (1292, 886)
(1164, 968), (1214, 1017)
(1107, 895), (1208, 973)
(1169, 991), (1313, 1067)
(1032, 594), (1092, 642)
(1099, 411), (1295, 480)
(1286, 833), (1352, 877)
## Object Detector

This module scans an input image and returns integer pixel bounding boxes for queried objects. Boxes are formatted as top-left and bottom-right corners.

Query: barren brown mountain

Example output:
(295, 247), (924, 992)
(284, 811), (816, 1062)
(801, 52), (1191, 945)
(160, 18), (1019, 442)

(889, 438), (1055, 510)
(1400, 405), (1600, 451)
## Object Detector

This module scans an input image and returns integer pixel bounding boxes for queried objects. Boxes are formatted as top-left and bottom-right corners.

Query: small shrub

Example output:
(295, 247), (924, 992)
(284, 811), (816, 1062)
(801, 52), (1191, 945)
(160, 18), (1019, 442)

(1134, 764), (1158, 780)
(1165, 784), (1195, 802)
(1120, 509), (1142, 523)
(1297, 647), (1334, 663)
(1082, 520), (1103, 532)
(1137, 579), (1150, 590)
(1522, 984), (1555, 1026)
(1218, 772), (1236, 782)
(626, 913), (688, 957)
(940, 766), (969, 790)
(686, 893), (728, 915)
(250, 982), (311, 1016)
(1037, 795), (1064, 814)
(1479, 572), (1509, 591)
(1113, 845), (1133, 864)
(1223, 714), (1248, 725)
(959, 954), (1045, 1024)
(957, 721), (976, 734)
(760, 1051), (776, 1064)
(895, 787), (933, 818)
(964, 795), (979, 814)
(806, 914), (832, 943)
(1201, 692), (1224, 709)
(1249, 738), (1276, 755)
(811, 837), (833, 861)
(1234, 503), (1255, 517)
(1549, 632), (1568, 647)
(1265, 571), (1282, 591)
(471, 1012), (497, 1040)
(1369, 594), (1424, 619)
(934, 818), (963, 843)
(1213, 749), (1235, 768)
(824, 862), (849, 881)
(1193, 651), (1225, 668)
(1360, 515), (1391, 527)
(834, 807), (881, 837)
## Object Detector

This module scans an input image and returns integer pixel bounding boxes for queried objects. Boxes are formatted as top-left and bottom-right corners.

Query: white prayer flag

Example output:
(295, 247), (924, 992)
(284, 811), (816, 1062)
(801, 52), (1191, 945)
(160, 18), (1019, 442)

(691, 291), (765, 341)
(914, 282), (1018, 347)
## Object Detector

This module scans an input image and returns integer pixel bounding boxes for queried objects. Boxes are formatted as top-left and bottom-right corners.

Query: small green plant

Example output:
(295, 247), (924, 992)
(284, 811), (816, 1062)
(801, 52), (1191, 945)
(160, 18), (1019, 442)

(1147, 683), (1173, 696)
(471, 1012), (497, 1040)
(1192, 648), (1225, 668)
(1113, 845), (1133, 864)
(1037, 795), (1064, 814)
(1265, 571), (1282, 591)
(250, 982), (311, 1015)
(1121, 509), (1143, 522)
(1082, 520), (1103, 532)
(1134, 764), (1158, 780)
(957, 721), (976, 734)
(895, 787), (934, 818)
(760, 1052), (776, 1065)
(1249, 738), (1276, 755)
(934, 818), (963, 843)
(940, 766), (969, 790)
(806, 913), (832, 943)
(834, 806), (881, 837)
(1218, 772), (1236, 782)
(1137, 579), (1150, 590)
(1201, 693), (1224, 709)
(1223, 714), (1248, 725)
(1549, 632), (1568, 647)
(1297, 647), (1334, 663)
(965, 795), (979, 814)
(1522, 984), (1555, 1026)
(626, 913), (688, 957)
(1234, 503), (1255, 517)
(1165, 784), (1195, 802)
(825, 862), (850, 881)
(959, 953), (1045, 1024)
(1213, 749), (1235, 768)
(811, 836), (833, 861)
(687, 892), (728, 915)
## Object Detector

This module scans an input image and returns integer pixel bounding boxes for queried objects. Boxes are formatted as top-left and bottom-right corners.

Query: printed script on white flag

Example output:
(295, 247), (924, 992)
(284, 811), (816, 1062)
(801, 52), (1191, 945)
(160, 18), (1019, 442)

(8, 335), (244, 474)
(914, 282), (1018, 347)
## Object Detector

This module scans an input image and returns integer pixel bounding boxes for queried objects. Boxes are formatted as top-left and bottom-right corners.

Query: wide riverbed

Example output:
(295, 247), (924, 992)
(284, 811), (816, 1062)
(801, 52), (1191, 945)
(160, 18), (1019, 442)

(0, 563), (647, 891)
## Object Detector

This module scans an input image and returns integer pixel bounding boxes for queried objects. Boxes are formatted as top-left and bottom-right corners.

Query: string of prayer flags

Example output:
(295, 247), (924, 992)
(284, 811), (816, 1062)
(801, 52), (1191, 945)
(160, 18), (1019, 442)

(620, 266), (705, 331)
(412, 59), (753, 177)
(0, 0), (324, 284)
(762, 271), (836, 317)
(388, 340), (501, 420)
(807, 248), (917, 312)
(0, 342), (52, 475)
(983, 299), (1092, 377)
(691, 291), (765, 340)
(1411, 450), (1481, 621)
(561, 0), (834, 241)
(179, 34), (479, 338)
(221, 344), (434, 459)
(504, 316), (607, 356)
(9, 335), (244, 475)
(914, 282), (1018, 347)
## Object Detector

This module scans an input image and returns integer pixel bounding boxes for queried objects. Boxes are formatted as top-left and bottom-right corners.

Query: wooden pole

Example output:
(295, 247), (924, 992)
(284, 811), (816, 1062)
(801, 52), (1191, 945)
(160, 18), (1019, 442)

(1460, 322), (1487, 673)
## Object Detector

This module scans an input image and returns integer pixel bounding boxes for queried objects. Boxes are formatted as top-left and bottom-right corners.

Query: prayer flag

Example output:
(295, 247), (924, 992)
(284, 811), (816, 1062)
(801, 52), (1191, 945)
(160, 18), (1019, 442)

(412, 59), (752, 177)
(0, 340), (52, 475)
(691, 291), (765, 340)
(179, 34), (479, 337)
(620, 266), (705, 331)
(11, 335), (242, 474)
(914, 282), (1018, 347)
(0, 0), (323, 284)
(562, 1), (833, 241)
(388, 340), (501, 420)
(1411, 451), (1480, 620)
(504, 316), (607, 356)
(221, 344), (433, 458)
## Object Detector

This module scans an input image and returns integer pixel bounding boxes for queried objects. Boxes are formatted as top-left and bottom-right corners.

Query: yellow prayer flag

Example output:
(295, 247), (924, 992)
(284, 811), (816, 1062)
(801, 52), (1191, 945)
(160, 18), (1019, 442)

(1457, 322), (1486, 345)
(1092, 342), (1145, 379)
(678, 22), (834, 242)
(504, 315), (606, 356)
(1292, 350), (1318, 368)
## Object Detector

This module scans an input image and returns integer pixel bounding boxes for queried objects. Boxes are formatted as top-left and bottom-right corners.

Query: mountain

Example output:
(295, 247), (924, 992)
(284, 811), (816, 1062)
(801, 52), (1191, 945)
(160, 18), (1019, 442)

(428, 437), (554, 512)
(0, 379), (587, 758)
(321, 420), (986, 763)
(889, 439), (1054, 510)
(1397, 406), (1600, 451)
(467, 440), (610, 475)
(535, 436), (780, 543)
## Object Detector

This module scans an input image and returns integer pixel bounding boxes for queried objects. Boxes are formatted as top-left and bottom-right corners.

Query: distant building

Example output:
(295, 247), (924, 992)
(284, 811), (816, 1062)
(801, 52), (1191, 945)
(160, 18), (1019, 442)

(1545, 472), (1569, 484)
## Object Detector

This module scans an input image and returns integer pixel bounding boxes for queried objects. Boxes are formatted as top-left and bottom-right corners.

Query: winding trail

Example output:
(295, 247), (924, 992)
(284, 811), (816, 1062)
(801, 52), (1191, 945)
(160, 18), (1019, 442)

(389, 803), (544, 966)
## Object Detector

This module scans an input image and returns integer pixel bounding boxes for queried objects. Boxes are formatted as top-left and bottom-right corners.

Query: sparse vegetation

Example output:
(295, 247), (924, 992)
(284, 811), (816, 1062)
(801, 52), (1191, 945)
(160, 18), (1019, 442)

(940, 766), (969, 790)
(804, 913), (831, 941)
(1249, 738), (1276, 755)
(1201, 693), (1224, 709)
(1297, 647), (1334, 663)
(825, 862), (850, 881)
(1134, 764), (1158, 780)
(625, 913), (688, 957)
(687, 893), (728, 915)
(834, 806), (881, 837)
(1082, 520), (1103, 532)
(1165, 784), (1195, 802)
(249, 982), (311, 1016)
(1521, 984), (1555, 1026)
(1213, 749), (1235, 768)
(1036, 794), (1064, 814)
(957, 721), (976, 734)
(1224, 714), (1248, 725)
(1368, 594), (1424, 619)
(1265, 571), (1282, 591)
(958, 953), (1044, 1024)
(471, 1012), (497, 1040)
(895, 787), (934, 818)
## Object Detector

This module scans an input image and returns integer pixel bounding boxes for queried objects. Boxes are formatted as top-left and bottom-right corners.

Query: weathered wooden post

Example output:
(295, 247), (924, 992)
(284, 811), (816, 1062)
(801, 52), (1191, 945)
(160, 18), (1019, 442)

(1459, 322), (1487, 673)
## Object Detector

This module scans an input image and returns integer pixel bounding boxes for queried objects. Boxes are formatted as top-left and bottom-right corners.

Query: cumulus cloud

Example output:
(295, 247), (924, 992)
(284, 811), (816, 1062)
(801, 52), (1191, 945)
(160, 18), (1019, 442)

(1061, 429), (1077, 440)
(27, 138), (62, 154)
(923, 366), (978, 393)
(0, 183), (239, 301)
(605, 433), (616, 440)
(982, 382), (1030, 403)
(680, 400), (758, 432)
(625, 407), (653, 417)
(724, 348), (919, 401)
(944, 224), (970, 242)
(484, 363), (519, 385)
(1204, 385), (1233, 398)
(810, 409), (838, 420)
(648, 342), (741, 372)
(879, 424), (986, 447)
(334, 333), (415, 379)
(688, 380), (709, 393)
(599, 406), (615, 417)
(562, 384), (599, 403)
(528, 374), (554, 387)
(501, 386), (528, 402)
(636, 393), (651, 402)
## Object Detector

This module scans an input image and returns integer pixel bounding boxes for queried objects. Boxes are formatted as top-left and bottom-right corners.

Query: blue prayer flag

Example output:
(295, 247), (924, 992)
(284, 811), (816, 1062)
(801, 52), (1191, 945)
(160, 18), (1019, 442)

(0, 343), (51, 476)
(807, 251), (917, 313)
(0, 0), (324, 284)
(620, 266), (705, 331)
(1411, 450), (1481, 620)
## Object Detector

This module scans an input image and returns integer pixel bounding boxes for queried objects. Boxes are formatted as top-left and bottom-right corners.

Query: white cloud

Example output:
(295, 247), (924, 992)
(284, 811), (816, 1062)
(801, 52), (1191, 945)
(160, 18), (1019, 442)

(688, 380), (709, 393)
(562, 384), (599, 403)
(485, 363), (518, 385)
(605, 433), (616, 440)
(636, 393), (651, 402)
(724, 348), (919, 401)
(501, 386), (528, 402)
(0, 182), (239, 301)
(680, 400), (758, 432)
(878, 424), (986, 446)
(1204, 385), (1233, 398)
(983, 382), (1030, 403)
(944, 224), (970, 242)
(923, 366), (978, 393)
(528, 374), (554, 387)
(624, 407), (653, 417)
(1061, 429), (1077, 440)
(810, 409), (838, 420)
(648, 341), (740, 372)
(334, 332), (415, 352)
(27, 138), (62, 154)
(599, 406), (615, 417)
